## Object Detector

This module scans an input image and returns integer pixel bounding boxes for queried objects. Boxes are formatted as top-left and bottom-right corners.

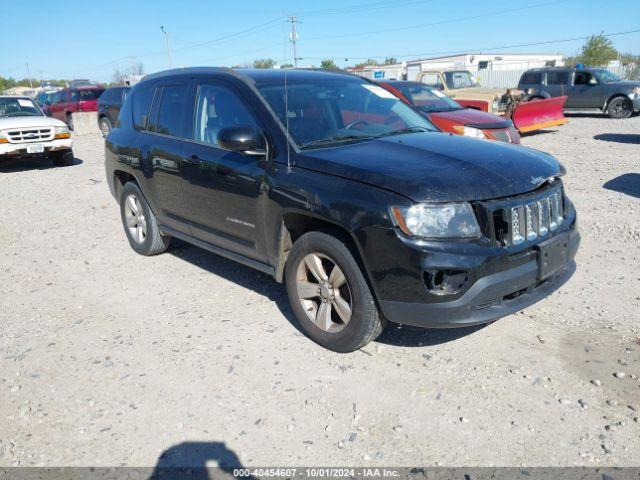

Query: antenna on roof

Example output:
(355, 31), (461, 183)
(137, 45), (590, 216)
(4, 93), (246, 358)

(282, 15), (291, 169)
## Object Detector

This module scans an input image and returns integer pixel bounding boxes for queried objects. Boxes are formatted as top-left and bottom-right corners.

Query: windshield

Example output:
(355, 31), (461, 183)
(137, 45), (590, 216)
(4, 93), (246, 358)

(443, 71), (478, 90)
(0, 97), (43, 117)
(256, 78), (436, 149)
(394, 83), (462, 112)
(592, 69), (621, 83)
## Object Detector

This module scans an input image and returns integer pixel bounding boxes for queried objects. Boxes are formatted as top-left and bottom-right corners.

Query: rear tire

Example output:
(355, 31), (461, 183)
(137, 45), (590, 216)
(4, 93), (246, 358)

(607, 96), (633, 119)
(119, 182), (170, 256)
(52, 149), (74, 166)
(99, 117), (112, 137)
(284, 231), (385, 352)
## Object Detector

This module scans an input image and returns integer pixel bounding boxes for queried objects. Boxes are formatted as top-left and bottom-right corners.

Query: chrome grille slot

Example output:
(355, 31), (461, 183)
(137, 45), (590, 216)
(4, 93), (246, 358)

(487, 182), (565, 248)
(7, 128), (54, 143)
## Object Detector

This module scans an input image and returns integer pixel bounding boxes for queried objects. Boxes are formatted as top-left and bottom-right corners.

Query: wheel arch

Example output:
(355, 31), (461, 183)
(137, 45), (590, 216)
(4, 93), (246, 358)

(112, 170), (139, 202)
(604, 93), (632, 111)
(275, 211), (379, 305)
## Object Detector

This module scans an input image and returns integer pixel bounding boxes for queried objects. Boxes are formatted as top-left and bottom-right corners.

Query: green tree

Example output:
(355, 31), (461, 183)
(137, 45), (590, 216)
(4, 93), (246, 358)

(253, 58), (277, 69)
(384, 57), (398, 65)
(576, 34), (618, 66)
(320, 59), (338, 70)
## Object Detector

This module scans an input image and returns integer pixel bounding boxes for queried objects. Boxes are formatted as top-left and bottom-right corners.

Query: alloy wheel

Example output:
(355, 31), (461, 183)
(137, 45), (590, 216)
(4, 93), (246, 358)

(296, 252), (352, 333)
(124, 194), (147, 244)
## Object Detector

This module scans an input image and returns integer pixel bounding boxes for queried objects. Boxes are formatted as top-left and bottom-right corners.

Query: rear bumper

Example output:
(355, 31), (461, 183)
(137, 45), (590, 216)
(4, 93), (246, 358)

(373, 225), (580, 328)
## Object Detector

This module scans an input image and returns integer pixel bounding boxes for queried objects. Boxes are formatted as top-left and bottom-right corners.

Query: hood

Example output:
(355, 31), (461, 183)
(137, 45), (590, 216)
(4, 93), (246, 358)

(604, 80), (640, 89)
(0, 115), (67, 131)
(296, 132), (561, 202)
(450, 87), (503, 99)
(428, 108), (511, 128)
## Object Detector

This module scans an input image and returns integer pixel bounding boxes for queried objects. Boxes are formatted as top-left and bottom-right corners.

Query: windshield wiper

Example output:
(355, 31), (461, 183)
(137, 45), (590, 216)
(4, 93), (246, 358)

(299, 134), (375, 149)
(374, 126), (432, 138)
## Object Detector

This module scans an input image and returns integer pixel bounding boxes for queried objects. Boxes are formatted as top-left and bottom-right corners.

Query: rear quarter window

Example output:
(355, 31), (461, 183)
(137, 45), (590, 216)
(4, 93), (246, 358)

(131, 84), (155, 131)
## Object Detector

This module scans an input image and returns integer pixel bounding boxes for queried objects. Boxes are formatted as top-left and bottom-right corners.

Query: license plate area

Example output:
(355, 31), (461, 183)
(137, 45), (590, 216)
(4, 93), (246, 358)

(26, 143), (44, 154)
(537, 233), (569, 280)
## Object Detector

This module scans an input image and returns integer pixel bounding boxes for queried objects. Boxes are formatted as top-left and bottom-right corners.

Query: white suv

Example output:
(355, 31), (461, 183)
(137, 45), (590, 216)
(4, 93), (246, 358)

(0, 96), (74, 166)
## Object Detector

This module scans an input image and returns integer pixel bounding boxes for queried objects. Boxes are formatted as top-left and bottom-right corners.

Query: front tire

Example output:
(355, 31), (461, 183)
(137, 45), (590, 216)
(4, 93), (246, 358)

(284, 231), (385, 352)
(99, 117), (112, 137)
(607, 96), (633, 119)
(119, 182), (170, 256)
(52, 149), (74, 166)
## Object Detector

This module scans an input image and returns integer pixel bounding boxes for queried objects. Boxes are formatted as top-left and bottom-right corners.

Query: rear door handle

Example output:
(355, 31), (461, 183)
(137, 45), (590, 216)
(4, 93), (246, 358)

(184, 155), (202, 166)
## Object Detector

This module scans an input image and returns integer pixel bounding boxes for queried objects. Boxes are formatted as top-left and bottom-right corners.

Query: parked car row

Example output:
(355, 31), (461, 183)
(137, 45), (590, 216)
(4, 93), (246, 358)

(103, 67), (580, 352)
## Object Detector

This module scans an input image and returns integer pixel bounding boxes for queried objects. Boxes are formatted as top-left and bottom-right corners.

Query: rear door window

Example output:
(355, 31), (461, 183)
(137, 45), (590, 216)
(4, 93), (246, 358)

(546, 71), (570, 85)
(520, 72), (541, 84)
(155, 84), (189, 138)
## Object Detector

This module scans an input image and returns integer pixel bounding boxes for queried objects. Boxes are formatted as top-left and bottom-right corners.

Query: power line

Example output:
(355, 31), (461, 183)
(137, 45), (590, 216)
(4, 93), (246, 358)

(303, 28), (640, 61)
(303, 0), (571, 41)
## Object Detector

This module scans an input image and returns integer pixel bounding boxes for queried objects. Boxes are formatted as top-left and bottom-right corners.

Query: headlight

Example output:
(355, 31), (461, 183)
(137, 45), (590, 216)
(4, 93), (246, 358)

(633, 87), (640, 96)
(390, 203), (480, 239)
(492, 98), (501, 111)
(453, 125), (487, 139)
(54, 125), (71, 139)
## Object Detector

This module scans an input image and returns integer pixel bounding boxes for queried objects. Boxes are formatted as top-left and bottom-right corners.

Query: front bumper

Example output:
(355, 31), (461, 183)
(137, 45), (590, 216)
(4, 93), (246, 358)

(0, 139), (73, 161)
(632, 94), (640, 112)
(356, 210), (579, 329)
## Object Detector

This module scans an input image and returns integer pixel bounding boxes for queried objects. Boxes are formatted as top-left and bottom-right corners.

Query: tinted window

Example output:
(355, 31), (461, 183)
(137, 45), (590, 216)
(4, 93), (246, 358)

(132, 84), (155, 131)
(520, 72), (541, 84)
(100, 88), (117, 102)
(574, 71), (594, 85)
(79, 89), (104, 100)
(546, 71), (570, 85)
(156, 84), (189, 138)
(194, 84), (257, 147)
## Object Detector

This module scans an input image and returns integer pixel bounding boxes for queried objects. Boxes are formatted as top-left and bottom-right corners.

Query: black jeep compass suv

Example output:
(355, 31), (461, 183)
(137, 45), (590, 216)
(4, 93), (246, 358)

(105, 68), (580, 352)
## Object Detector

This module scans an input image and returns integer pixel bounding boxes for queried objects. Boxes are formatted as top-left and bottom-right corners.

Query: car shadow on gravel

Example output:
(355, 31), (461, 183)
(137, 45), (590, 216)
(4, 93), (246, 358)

(376, 322), (488, 347)
(149, 441), (248, 480)
(594, 133), (640, 144)
(0, 156), (83, 173)
(169, 239), (304, 334)
(603, 173), (640, 199)
(170, 239), (489, 348)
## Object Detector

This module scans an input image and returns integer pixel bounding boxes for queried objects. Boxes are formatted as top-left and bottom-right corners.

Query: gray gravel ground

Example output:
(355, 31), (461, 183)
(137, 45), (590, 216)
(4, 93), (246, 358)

(1, 115), (639, 468)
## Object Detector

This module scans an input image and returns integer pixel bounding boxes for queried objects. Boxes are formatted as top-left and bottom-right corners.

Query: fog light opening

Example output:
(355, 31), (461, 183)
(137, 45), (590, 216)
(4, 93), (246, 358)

(424, 269), (470, 295)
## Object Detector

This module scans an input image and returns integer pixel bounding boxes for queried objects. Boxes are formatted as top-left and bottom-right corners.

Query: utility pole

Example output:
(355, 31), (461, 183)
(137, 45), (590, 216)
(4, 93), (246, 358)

(25, 62), (33, 88)
(160, 26), (172, 68)
(288, 17), (301, 68)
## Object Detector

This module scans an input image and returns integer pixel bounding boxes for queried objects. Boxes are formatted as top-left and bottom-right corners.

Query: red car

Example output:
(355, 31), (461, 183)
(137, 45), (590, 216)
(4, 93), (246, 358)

(47, 86), (105, 130)
(379, 81), (520, 144)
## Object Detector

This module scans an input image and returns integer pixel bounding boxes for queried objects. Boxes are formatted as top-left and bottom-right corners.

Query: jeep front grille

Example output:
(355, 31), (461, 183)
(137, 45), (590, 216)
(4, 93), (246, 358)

(484, 182), (564, 247)
(6, 128), (54, 143)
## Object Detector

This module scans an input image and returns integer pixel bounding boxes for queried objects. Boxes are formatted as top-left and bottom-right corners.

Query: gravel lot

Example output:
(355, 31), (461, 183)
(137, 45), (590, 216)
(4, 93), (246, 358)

(1, 115), (639, 468)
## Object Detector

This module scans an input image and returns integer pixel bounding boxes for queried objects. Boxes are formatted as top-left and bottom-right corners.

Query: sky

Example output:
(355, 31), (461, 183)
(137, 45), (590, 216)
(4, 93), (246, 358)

(2, 0), (639, 83)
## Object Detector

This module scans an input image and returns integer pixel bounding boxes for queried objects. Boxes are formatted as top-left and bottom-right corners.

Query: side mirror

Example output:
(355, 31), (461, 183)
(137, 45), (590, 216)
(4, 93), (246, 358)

(217, 125), (266, 155)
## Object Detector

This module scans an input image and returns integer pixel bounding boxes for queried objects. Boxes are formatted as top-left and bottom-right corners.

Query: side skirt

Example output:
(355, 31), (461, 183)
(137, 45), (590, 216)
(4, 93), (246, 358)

(160, 225), (276, 278)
